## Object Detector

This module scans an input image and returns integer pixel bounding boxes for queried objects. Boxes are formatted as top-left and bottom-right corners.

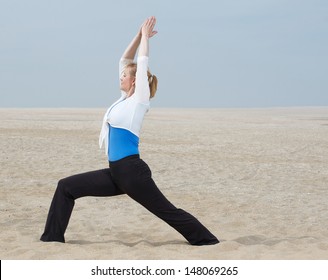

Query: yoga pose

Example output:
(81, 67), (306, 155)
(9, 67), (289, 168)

(40, 17), (219, 246)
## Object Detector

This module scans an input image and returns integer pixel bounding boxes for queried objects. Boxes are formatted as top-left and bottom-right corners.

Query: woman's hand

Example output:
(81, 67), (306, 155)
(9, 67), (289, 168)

(122, 16), (157, 60)
(141, 16), (158, 38)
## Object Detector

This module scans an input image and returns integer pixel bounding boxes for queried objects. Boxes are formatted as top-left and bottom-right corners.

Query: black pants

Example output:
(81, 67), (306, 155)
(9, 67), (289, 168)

(40, 155), (219, 245)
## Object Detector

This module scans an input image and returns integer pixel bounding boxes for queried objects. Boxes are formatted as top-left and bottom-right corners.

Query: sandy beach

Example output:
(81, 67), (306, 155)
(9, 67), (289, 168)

(0, 107), (327, 260)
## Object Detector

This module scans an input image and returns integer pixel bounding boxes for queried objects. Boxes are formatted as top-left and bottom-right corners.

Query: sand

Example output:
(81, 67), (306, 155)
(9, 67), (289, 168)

(0, 107), (327, 260)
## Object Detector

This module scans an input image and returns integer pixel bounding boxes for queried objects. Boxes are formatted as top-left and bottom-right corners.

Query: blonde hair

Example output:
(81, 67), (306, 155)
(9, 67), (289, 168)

(126, 63), (158, 98)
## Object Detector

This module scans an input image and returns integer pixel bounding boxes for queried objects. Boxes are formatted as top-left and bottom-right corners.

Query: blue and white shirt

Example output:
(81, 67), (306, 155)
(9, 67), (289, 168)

(99, 56), (150, 161)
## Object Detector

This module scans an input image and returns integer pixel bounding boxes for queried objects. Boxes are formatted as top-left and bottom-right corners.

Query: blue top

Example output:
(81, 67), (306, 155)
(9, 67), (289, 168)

(108, 125), (139, 161)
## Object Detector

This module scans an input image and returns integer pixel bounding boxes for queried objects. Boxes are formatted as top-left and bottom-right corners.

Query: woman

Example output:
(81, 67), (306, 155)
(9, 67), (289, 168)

(40, 17), (219, 246)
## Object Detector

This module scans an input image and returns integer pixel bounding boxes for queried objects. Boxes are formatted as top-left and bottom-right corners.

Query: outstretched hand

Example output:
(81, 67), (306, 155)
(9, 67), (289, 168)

(141, 16), (158, 38)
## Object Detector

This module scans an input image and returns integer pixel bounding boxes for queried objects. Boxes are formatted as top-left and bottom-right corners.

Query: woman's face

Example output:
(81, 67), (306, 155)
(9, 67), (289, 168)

(120, 69), (135, 93)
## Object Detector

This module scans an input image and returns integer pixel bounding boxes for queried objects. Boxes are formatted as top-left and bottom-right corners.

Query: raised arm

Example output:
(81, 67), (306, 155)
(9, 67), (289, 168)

(133, 17), (157, 103)
(121, 29), (141, 60)
(119, 26), (142, 86)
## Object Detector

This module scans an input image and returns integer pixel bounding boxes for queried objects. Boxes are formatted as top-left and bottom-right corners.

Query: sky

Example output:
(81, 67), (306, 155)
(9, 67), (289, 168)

(0, 0), (327, 108)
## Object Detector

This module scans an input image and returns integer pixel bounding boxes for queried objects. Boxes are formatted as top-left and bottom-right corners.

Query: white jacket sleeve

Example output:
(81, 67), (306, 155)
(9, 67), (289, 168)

(134, 56), (150, 104)
(119, 58), (134, 80)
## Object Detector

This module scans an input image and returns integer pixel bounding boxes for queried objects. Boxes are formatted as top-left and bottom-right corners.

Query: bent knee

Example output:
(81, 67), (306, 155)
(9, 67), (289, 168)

(57, 178), (74, 199)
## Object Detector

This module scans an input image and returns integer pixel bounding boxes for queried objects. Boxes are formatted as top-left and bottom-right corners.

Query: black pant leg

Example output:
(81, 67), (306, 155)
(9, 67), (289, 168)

(111, 158), (219, 245)
(133, 177), (219, 245)
(40, 168), (123, 242)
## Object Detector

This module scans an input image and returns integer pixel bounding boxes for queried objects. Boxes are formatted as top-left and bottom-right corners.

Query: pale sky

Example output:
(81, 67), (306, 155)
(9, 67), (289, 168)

(1, 0), (327, 108)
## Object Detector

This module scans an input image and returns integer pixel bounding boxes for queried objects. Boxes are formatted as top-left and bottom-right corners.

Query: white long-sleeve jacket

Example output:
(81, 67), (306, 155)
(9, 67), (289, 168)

(99, 56), (150, 156)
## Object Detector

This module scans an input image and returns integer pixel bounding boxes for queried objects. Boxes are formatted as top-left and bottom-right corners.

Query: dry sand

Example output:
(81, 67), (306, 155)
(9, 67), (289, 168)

(0, 107), (327, 260)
